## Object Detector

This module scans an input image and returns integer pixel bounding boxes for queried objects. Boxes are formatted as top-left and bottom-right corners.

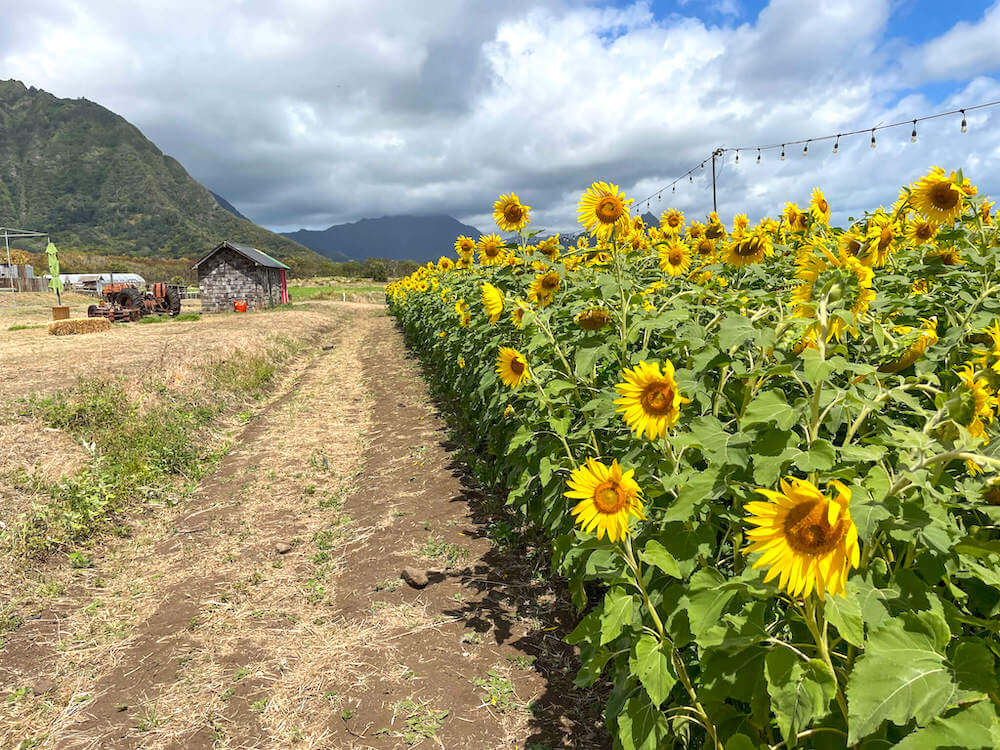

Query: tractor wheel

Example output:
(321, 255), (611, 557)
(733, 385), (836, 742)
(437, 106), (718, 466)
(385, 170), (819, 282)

(115, 286), (143, 310)
(165, 286), (182, 316)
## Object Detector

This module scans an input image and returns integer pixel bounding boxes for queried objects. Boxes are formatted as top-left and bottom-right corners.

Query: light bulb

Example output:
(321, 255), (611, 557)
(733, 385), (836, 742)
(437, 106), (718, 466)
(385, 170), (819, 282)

(802, 142), (809, 156)
(833, 136), (839, 154)
(689, 174), (693, 182)
(961, 110), (967, 133)
(735, 151), (739, 164)
(780, 145), (786, 160)
(911, 121), (917, 142)
(756, 149), (761, 164)
(870, 130), (876, 149)
(671, 186), (674, 194)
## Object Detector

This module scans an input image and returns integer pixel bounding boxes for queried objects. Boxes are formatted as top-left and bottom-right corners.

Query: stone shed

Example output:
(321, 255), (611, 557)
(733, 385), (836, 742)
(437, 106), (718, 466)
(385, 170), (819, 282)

(193, 241), (290, 313)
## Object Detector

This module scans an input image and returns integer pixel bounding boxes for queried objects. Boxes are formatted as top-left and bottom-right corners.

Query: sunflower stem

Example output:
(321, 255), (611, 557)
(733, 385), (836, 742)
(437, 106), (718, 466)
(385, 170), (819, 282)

(621, 536), (722, 748)
(803, 598), (849, 721)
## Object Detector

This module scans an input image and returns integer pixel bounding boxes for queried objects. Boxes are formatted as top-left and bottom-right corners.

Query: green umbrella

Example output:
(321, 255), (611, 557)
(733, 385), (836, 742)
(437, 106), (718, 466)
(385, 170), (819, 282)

(46, 242), (63, 305)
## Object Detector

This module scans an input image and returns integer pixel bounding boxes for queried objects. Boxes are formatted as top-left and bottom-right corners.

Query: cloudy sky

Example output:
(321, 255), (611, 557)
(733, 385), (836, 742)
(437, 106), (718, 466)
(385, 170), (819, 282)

(2, 0), (1000, 234)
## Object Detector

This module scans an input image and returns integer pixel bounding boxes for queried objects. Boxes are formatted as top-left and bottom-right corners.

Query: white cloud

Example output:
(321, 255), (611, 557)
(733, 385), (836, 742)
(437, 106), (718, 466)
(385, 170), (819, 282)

(921, 2), (1000, 81)
(0, 0), (998, 235)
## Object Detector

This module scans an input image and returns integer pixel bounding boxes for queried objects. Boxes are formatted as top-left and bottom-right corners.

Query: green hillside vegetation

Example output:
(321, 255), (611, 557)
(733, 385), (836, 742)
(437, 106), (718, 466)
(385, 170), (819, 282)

(0, 80), (336, 276)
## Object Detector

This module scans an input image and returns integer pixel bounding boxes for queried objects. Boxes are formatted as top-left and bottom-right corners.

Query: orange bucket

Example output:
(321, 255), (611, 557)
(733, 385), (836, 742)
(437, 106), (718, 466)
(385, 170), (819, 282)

(233, 299), (248, 312)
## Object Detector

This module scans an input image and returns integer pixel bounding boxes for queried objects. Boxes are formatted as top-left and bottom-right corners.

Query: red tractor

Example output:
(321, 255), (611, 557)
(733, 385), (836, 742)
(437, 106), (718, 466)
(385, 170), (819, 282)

(87, 282), (182, 322)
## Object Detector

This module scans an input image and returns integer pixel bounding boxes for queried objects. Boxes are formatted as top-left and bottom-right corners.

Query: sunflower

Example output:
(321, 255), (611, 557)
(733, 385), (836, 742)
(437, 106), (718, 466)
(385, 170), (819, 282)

(949, 364), (997, 440)
(478, 234), (506, 266)
(927, 246), (964, 266)
(658, 240), (692, 277)
(783, 203), (809, 233)
(705, 213), (726, 241)
(528, 271), (561, 308)
(438, 256), (455, 271)
(905, 217), (939, 246)
(510, 304), (526, 328)
(576, 236), (591, 251)
(454, 235), (477, 258)
(496, 347), (529, 389)
(575, 307), (612, 330)
(493, 193), (531, 233)
(565, 458), (645, 542)
(980, 199), (995, 226)
(613, 360), (690, 439)
(732, 213), (750, 238)
(793, 245), (875, 341)
(810, 189), (831, 225)
(415, 279), (429, 292)
(687, 222), (706, 241)
(536, 235), (560, 260)
(911, 278), (930, 295)
(458, 356), (465, 369)
(481, 282), (504, 324)
(743, 477), (860, 599)
(660, 208), (685, 234)
(864, 211), (897, 266)
(910, 167), (967, 225)
(578, 181), (633, 240)
(723, 229), (773, 267)
(692, 237), (716, 260)
(454, 299), (471, 327)
(878, 318), (938, 373)
(838, 230), (866, 260)
(627, 230), (650, 253)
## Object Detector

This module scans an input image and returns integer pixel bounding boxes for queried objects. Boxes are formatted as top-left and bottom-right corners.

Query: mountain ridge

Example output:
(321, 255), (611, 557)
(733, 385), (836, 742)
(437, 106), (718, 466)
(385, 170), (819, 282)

(283, 214), (483, 264)
(0, 79), (332, 273)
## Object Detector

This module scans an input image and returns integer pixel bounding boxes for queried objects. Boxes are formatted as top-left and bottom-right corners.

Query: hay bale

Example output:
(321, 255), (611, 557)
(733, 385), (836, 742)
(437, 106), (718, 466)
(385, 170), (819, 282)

(48, 318), (113, 336)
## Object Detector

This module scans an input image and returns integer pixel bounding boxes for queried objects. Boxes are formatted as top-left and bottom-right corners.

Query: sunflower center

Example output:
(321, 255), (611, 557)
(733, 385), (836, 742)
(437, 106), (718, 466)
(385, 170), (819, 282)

(916, 223), (934, 241)
(844, 237), (862, 256)
(541, 274), (560, 290)
(818, 199), (829, 213)
(504, 204), (524, 223)
(640, 381), (675, 416)
(593, 481), (627, 514)
(706, 224), (724, 240)
(668, 216), (681, 228)
(509, 358), (525, 376)
(668, 249), (684, 265)
(697, 240), (713, 255)
(734, 237), (760, 257)
(596, 196), (624, 224)
(878, 226), (893, 252)
(929, 181), (960, 211)
(485, 245), (500, 258)
(783, 500), (846, 555)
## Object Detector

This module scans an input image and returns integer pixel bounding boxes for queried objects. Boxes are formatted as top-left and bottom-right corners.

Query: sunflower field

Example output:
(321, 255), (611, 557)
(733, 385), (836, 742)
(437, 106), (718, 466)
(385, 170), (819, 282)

(387, 171), (1000, 749)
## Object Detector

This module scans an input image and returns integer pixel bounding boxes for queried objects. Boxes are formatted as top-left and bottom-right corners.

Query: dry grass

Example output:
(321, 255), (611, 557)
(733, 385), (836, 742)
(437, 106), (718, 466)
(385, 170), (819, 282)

(0, 308), (383, 748)
(47, 318), (112, 336)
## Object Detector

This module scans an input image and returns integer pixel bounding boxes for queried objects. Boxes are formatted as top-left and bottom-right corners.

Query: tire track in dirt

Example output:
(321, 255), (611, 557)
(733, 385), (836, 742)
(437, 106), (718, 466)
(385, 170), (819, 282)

(2, 305), (606, 749)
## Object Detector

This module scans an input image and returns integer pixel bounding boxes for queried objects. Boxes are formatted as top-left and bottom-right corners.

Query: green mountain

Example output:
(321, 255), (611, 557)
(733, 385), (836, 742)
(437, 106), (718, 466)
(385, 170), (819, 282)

(0, 79), (330, 272)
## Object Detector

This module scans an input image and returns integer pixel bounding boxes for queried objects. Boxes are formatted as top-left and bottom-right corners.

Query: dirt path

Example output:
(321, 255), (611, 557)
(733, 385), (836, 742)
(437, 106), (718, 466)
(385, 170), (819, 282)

(1, 305), (604, 750)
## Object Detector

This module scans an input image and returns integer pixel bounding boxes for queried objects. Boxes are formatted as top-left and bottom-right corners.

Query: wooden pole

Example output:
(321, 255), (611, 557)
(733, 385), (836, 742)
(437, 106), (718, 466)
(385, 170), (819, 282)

(711, 149), (720, 214)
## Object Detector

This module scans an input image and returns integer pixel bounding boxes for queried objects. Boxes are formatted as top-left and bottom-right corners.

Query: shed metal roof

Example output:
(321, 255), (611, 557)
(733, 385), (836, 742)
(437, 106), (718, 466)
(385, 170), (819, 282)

(193, 241), (291, 270)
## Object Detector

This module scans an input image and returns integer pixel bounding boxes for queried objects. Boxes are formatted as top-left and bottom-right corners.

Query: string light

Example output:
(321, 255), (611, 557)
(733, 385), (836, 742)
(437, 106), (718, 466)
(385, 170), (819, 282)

(628, 97), (999, 216)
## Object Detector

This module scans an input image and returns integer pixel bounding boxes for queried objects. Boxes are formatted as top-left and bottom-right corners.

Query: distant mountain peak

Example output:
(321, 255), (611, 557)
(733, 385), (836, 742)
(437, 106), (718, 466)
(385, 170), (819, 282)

(283, 214), (483, 264)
